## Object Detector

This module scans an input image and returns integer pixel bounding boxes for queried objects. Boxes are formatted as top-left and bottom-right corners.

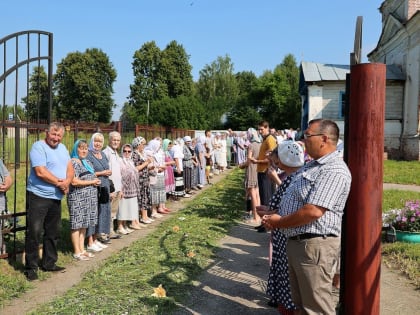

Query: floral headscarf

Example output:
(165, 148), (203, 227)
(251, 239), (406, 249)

(132, 136), (146, 150)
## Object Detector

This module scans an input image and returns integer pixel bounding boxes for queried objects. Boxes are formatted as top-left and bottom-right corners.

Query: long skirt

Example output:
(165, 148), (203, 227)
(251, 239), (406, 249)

(183, 167), (193, 190)
(164, 157), (175, 193)
(117, 197), (139, 221)
(150, 175), (167, 204)
(173, 171), (185, 197)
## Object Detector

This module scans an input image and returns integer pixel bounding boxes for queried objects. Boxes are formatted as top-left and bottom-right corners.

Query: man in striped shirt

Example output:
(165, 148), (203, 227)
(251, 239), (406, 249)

(262, 119), (352, 315)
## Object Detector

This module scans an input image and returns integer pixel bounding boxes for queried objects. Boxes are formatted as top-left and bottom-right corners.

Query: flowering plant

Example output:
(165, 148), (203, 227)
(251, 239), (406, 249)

(383, 200), (420, 232)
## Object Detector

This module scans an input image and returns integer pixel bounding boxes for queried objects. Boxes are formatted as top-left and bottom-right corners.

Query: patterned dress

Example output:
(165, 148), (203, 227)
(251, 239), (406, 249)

(118, 157), (139, 221)
(244, 142), (261, 188)
(266, 175), (297, 313)
(132, 150), (151, 211)
(67, 160), (98, 230)
(86, 151), (111, 236)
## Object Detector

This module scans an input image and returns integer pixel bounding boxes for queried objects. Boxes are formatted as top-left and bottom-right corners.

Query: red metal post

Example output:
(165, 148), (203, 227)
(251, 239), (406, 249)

(344, 63), (386, 314)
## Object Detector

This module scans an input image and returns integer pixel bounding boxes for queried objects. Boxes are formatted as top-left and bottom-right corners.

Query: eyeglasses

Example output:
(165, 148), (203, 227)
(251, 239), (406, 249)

(303, 133), (324, 139)
(123, 150), (132, 153)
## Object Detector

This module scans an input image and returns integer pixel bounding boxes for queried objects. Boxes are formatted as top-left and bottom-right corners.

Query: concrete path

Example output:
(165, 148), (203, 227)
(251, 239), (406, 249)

(383, 183), (420, 192)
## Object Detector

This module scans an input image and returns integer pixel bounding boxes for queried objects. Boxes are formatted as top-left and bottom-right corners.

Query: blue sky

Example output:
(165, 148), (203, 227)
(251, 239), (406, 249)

(2, 0), (384, 120)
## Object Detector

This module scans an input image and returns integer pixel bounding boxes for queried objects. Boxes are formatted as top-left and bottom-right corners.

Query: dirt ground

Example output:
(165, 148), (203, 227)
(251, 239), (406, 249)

(1, 173), (419, 314)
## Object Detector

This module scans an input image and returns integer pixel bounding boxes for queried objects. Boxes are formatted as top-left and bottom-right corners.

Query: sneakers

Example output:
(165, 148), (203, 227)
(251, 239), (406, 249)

(87, 242), (103, 252)
(140, 218), (153, 224)
(25, 269), (38, 281)
(73, 253), (90, 261)
(117, 228), (128, 235)
(95, 240), (108, 249)
(151, 213), (163, 219)
(124, 227), (134, 234)
(183, 193), (192, 198)
(97, 235), (112, 244)
(109, 233), (122, 239)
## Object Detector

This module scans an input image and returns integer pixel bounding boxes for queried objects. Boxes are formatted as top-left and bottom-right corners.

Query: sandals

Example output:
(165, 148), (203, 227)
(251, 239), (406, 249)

(73, 253), (90, 261)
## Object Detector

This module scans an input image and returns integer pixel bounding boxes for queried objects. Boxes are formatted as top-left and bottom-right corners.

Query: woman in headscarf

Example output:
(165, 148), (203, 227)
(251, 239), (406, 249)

(144, 138), (167, 218)
(68, 139), (101, 260)
(182, 136), (196, 195)
(86, 132), (112, 252)
(259, 140), (305, 314)
(170, 139), (189, 199)
(239, 128), (262, 224)
(116, 143), (142, 233)
(131, 136), (154, 224)
(162, 139), (176, 204)
(194, 135), (206, 189)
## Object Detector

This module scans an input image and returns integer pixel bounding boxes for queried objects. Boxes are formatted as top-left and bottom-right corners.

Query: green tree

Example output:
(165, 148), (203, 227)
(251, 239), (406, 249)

(150, 96), (207, 129)
(128, 41), (165, 124)
(196, 55), (239, 128)
(226, 71), (261, 130)
(21, 65), (49, 121)
(256, 54), (300, 129)
(54, 48), (117, 122)
(161, 40), (193, 98)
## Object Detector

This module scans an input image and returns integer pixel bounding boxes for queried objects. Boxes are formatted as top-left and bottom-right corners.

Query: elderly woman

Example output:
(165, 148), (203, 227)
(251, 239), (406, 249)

(170, 139), (190, 198)
(116, 143), (142, 233)
(86, 133), (112, 252)
(131, 136), (154, 224)
(194, 135), (206, 189)
(144, 138), (167, 218)
(258, 140), (305, 314)
(182, 136), (196, 195)
(68, 139), (101, 260)
(239, 128), (261, 224)
(162, 139), (176, 202)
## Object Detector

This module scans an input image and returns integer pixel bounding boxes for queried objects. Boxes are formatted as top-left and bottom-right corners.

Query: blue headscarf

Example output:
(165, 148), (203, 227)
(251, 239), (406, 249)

(71, 139), (95, 174)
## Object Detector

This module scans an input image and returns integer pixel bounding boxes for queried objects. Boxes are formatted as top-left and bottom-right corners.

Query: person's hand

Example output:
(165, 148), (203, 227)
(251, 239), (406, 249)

(0, 184), (8, 193)
(261, 214), (281, 230)
(56, 178), (69, 193)
(104, 169), (112, 177)
(256, 205), (269, 217)
(93, 178), (101, 186)
(266, 166), (279, 181)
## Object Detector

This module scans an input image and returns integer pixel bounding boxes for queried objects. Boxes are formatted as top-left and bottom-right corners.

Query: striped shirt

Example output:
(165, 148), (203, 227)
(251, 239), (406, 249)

(279, 150), (352, 238)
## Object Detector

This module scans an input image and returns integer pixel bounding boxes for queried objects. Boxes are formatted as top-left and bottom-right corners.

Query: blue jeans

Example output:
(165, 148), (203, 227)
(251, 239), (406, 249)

(25, 192), (62, 271)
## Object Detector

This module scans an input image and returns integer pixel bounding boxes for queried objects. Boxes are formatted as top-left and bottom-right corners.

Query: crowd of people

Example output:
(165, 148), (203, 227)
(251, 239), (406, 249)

(19, 120), (350, 315)
(22, 124), (234, 281)
(237, 119), (351, 315)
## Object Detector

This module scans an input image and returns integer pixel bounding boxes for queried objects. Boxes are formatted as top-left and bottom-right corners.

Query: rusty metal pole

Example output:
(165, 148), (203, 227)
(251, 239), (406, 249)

(343, 63), (386, 314)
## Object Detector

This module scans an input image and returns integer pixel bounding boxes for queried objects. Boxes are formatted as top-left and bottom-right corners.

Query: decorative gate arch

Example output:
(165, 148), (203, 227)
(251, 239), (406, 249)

(0, 30), (53, 259)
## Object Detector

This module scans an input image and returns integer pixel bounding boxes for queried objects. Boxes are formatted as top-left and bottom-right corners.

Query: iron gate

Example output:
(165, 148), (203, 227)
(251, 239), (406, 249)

(0, 30), (53, 259)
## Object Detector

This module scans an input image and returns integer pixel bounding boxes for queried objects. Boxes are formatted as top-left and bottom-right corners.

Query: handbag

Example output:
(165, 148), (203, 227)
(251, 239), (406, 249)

(98, 186), (109, 204)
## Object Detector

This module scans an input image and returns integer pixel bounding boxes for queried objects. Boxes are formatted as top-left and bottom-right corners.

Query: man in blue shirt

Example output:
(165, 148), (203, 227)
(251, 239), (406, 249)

(24, 122), (74, 281)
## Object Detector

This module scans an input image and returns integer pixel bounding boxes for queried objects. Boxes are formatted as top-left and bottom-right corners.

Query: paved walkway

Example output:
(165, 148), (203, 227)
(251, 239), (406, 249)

(383, 183), (420, 192)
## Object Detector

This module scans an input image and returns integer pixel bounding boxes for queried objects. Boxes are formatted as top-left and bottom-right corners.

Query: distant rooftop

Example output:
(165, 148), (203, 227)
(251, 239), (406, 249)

(300, 61), (405, 82)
